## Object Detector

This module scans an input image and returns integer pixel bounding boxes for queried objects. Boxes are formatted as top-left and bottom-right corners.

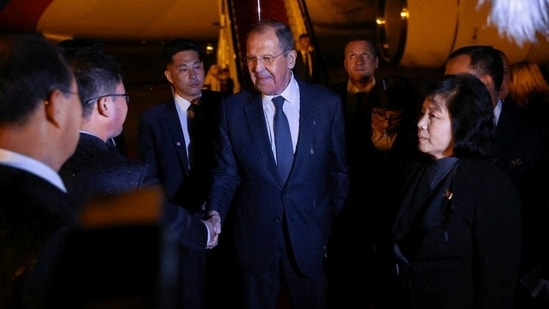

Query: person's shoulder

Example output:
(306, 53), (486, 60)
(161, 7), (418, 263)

(458, 159), (517, 186)
(138, 99), (173, 121)
(503, 99), (546, 135)
(458, 159), (499, 172)
(69, 142), (151, 183)
(328, 80), (347, 94)
(65, 137), (121, 168)
(457, 160), (522, 208)
(502, 99), (532, 123)
(222, 90), (257, 103)
(300, 80), (339, 97)
(202, 89), (226, 102)
(141, 98), (175, 115)
(69, 134), (137, 165)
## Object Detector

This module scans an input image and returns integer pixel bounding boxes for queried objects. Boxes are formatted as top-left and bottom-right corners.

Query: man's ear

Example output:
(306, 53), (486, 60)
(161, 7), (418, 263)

(287, 49), (297, 69)
(97, 96), (110, 117)
(164, 69), (173, 84)
(44, 89), (63, 128)
(479, 74), (493, 91)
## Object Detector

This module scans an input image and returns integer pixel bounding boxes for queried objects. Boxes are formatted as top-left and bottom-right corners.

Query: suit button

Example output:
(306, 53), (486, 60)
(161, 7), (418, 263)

(275, 218), (281, 223)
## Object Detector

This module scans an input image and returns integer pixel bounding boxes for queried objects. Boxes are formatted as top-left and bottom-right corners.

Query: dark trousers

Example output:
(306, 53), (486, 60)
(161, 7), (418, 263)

(177, 246), (207, 309)
(242, 235), (328, 309)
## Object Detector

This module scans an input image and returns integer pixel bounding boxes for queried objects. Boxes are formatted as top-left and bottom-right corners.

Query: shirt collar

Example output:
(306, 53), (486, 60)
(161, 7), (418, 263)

(347, 78), (376, 94)
(263, 75), (300, 108)
(494, 98), (503, 125)
(0, 148), (67, 192)
(174, 94), (192, 110)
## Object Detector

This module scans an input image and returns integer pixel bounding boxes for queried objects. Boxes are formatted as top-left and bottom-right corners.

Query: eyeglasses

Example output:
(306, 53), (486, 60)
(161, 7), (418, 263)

(85, 93), (130, 105)
(372, 110), (402, 124)
(243, 49), (291, 66)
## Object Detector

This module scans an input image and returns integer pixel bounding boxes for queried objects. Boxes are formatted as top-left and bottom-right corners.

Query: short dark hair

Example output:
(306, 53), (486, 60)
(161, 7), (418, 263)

(247, 20), (294, 53)
(59, 40), (123, 118)
(0, 33), (74, 125)
(344, 37), (378, 58)
(163, 39), (203, 66)
(448, 45), (504, 93)
(426, 74), (495, 159)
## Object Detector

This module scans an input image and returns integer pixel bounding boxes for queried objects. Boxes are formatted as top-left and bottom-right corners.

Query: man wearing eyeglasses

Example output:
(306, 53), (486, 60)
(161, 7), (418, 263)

(205, 20), (348, 308)
(56, 40), (159, 207)
(52, 40), (217, 307)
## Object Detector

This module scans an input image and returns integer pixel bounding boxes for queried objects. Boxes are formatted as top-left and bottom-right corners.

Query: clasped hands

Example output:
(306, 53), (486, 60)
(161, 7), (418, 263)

(202, 210), (222, 249)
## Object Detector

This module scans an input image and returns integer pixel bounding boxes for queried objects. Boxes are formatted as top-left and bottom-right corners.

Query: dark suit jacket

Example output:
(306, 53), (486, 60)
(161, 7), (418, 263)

(60, 133), (159, 205)
(293, 50), (326, 85)
(393, 159), (522, 309)
(137, 90), (224, 213)
(207, 80), (349, 276)
(494, 100), (549, 273)
(0, 165), (74, 308)
(60, 132), (208, 249)
(330, 80), (385, 168)
(493, 99), (547, 187)
(137, 90), (223, 308)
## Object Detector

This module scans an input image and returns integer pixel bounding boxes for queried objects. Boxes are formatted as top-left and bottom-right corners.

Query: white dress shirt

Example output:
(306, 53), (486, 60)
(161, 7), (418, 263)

(263, 75), (300, 162)
(494, 98), (503, 126)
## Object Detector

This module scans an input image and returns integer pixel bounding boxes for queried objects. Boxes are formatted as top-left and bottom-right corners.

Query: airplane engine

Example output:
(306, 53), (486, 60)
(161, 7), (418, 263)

(376, 0), (549, 67)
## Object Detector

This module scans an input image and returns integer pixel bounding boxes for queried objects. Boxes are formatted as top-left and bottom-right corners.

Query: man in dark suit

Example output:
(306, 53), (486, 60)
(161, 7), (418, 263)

(327, 37), (384, 307)
(58, 42), (158, 205)
(292, 33), (327, 85)
(0, 33), (83, 308)
(137, 39), (224, 309)
(330, 38), (382, 175)
(55, 42), (217, 307)
(445, 45), (549, 308)
(58, 40), (215, 249)
(445, 45), (547, 186)
(205, 20), (349, 308)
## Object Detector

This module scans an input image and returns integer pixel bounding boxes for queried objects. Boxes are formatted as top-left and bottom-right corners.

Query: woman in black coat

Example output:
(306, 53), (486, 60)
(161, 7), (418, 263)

(392, 74), (522, 308)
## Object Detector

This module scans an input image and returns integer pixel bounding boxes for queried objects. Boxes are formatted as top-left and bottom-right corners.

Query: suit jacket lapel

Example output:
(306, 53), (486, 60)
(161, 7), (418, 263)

(164, 100), (190, 175)
(243, 94), (281, 184)
(292, 85), (316, 179)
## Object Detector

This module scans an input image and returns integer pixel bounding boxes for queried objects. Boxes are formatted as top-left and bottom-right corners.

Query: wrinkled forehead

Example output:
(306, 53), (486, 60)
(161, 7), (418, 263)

(345, 40), (375, 55)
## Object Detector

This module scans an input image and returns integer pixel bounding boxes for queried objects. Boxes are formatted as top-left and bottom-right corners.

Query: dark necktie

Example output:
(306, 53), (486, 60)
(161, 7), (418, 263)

(273, 96), (293, 182)
(187, 98), (200, 169)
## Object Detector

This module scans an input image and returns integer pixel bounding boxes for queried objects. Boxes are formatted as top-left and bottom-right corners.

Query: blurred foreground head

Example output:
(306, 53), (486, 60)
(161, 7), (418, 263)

(0, 33), (82, 171)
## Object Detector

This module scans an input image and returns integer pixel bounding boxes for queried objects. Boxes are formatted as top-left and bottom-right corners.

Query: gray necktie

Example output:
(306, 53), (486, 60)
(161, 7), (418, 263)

(273, 96), (293, 182)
